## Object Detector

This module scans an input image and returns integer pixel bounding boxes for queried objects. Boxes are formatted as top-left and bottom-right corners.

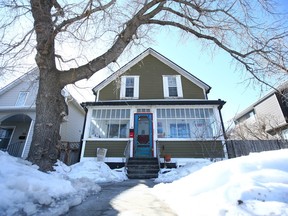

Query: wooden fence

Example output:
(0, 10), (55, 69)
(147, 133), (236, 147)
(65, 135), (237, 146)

(58, 142), (81, 165)
(226, 140), (288, 158)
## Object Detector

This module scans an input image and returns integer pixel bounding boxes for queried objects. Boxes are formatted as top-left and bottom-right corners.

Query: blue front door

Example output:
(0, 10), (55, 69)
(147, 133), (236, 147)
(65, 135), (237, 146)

(133, 113), (153, 157)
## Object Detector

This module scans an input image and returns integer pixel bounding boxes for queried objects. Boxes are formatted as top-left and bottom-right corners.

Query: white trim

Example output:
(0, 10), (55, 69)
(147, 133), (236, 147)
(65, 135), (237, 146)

(21, 120), (34, 158)
(120, 76), (139, 99)
(162, 75), (183, 98)
(176, 75), (183, 97)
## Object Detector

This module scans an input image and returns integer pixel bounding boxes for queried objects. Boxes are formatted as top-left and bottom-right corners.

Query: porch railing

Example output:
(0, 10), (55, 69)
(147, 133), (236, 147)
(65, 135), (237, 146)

(7, 142), (24, 157)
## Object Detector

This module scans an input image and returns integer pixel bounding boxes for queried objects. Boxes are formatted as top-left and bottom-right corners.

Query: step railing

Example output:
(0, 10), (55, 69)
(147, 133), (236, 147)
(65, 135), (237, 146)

(156, 140), (161, 171)
(124, 140), (130, 167)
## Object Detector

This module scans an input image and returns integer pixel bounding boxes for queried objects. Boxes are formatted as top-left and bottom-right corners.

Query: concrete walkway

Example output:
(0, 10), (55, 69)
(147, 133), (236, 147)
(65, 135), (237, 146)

(65, 179), (177, 216)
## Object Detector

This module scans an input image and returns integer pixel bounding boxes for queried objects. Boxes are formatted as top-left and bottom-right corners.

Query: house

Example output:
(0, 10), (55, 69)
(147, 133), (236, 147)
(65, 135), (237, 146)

(233, 82), (288, 140)
(80, 48), (226, 172)
(0, 68), (85, 164)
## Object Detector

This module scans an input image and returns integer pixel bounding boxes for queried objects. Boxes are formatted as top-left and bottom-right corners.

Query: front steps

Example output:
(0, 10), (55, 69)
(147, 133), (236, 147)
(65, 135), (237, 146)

(126, 157), (160, 179)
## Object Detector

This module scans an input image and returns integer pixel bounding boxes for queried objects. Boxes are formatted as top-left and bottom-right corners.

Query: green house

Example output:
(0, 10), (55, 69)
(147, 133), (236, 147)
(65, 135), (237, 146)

(80, 48), (226, 171)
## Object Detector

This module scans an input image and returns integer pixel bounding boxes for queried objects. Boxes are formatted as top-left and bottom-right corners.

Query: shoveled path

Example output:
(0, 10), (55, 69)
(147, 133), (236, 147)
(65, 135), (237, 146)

(65, 179), (176, 216)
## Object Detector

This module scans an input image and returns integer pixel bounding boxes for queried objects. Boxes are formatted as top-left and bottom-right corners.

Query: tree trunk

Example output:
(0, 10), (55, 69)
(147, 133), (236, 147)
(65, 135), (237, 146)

(27, 0), (66, 171)
(28, 71), (66, 171)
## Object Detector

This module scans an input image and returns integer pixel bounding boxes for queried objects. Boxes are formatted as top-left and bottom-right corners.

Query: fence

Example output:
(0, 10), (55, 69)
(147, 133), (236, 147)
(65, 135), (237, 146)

(58, 142), (81, 165)
(226, 140), (288, 158)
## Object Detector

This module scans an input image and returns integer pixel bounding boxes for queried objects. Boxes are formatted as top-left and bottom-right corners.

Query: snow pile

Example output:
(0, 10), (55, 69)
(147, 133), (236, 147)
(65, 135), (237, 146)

(1, 149), (288, 215)
(156, 159), (212, 183)
(152, 149), (288, 216)
(0, 151), (127, 216)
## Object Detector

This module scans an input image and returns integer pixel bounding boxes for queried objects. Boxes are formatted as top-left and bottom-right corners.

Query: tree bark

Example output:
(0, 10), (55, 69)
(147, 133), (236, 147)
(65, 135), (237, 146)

(27, 0), (66, 171)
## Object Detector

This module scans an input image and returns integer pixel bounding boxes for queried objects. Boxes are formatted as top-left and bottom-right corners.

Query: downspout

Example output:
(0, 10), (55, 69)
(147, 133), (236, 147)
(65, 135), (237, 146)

(78, 103), (88, 163)
(217, 99), (228, 159)
(217, 102), (227, 140)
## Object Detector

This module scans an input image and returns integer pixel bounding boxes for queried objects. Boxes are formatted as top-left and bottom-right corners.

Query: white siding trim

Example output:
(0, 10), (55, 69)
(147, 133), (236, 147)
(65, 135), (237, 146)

(21, 120), (34, 159)
(162, 76), (169, 98)
(176, 75), (183, 98)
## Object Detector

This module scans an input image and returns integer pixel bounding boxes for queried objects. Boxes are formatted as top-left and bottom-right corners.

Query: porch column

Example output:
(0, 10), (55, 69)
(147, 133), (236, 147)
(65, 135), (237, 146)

(21, 119), (35, 159)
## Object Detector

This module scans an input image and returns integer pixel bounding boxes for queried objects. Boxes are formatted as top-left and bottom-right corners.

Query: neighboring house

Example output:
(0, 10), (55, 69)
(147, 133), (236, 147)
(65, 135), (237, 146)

(233, 82), (288, 140)
(0, 68), (85, 162)
(80, 48), (226, 169)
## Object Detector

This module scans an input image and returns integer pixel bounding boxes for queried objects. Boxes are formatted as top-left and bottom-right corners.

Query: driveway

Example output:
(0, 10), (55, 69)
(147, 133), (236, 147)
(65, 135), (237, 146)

(65, 179), (176, 216)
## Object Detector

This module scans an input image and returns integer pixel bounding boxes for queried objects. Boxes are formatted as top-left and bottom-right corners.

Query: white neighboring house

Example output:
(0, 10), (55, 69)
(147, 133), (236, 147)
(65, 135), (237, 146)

(0, 68), (85, 159)
(233, 82), (288, 140)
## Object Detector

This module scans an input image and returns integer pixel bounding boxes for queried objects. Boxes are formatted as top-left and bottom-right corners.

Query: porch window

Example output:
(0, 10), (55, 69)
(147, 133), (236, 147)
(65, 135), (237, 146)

(120, 76), (139, 99)
(89, 109), (130, 138)
(15, 91), (28, 106)
(157, 108), (218, 139)
(163, 75), (183, 98)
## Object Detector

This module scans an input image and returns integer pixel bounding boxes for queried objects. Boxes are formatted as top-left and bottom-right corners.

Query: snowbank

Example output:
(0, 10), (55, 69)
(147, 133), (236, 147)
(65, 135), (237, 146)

(152, 149), (288, 215)
(0, 151), (127, 216)
(1, 149), (288, 215)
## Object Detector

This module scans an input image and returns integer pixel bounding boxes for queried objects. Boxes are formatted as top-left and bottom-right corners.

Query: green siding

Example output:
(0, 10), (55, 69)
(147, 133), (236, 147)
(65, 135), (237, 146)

(158, 141), (224, 158)
(84, 141), (127, 157)
(98, 55), (205, 100)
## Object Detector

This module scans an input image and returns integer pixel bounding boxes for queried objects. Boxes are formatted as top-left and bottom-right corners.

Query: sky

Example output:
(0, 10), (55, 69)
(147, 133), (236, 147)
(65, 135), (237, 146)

(1, 1), (288, 126)
(1, 149), (288, 215)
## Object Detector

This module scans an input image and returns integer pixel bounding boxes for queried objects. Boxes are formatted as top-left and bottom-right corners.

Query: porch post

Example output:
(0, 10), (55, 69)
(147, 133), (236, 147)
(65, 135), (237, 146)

(21, 119), (35, 159)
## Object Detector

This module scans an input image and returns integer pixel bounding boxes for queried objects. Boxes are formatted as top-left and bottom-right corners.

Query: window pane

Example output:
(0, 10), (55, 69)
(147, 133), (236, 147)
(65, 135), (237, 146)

(168, 76), (177, 86)
(126, 77), (134, 87)
(101, 109), (106, 118)
(125, 88), (134, 97)
(15, 92), (28, 106)
(168, 87), (178, 97)
(185, 109), (191, 118)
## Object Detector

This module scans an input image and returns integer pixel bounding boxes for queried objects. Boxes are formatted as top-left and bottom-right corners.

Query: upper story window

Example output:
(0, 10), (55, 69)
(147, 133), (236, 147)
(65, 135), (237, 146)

(120, 76), (139, 99)
(15, 91), (29, 106)
(163, 75), (183, 98)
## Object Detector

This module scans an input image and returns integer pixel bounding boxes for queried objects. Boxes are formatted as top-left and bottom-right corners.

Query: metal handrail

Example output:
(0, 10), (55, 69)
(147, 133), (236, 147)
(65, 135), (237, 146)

(124, 140), (130, 167)
(156, 140), (161, 171)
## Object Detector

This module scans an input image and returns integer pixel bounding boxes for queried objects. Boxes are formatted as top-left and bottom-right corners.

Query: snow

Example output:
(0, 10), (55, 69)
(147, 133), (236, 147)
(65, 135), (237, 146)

(1, 149), (288, 215)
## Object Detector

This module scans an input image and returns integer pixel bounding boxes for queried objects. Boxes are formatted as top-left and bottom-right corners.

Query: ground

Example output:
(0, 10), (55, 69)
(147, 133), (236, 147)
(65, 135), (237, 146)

(1, 149), (288, 215)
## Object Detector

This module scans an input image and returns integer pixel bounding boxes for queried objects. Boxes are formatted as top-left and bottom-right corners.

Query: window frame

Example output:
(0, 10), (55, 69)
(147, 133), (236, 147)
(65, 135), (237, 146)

(163, 75), (183, 98)
(156, 107), (218, 140)
(120, 76), (139, 99)
(88, 108), (130, 139)
(15, 91), (29, 106)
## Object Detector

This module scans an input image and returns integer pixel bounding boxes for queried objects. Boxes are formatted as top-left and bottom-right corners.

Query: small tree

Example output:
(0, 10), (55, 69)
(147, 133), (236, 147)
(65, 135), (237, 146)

(0, 1), (288, 171)
(229, 114), (285, 140)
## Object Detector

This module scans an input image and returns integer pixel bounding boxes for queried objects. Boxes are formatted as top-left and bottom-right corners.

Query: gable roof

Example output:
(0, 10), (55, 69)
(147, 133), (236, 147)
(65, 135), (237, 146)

(92, 48), (211, 94)
(0, 67), (39, 96)
(234, 81), (288, 121)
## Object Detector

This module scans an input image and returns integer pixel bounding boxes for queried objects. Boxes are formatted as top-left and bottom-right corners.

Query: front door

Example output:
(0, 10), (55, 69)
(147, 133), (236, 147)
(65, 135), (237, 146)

(133, 113), (153, 157)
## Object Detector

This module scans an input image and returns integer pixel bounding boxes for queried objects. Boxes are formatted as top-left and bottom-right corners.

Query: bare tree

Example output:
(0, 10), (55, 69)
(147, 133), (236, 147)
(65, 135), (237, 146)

(229, 114), (285, 140)
(0, 0), (288, 171)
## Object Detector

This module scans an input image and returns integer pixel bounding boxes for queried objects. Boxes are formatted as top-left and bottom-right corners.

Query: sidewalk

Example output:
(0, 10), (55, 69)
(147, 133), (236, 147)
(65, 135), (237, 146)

(65, 179), (177, 216)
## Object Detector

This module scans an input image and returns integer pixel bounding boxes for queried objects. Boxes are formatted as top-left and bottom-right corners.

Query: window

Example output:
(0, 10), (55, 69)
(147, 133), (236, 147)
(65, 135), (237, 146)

(89, 109), (130, 138)
(120, 76), (139, 99)
(0, 128), (14, 150)
(157, 108), (217, 139)
(15, 92), (28, 106)
(163, 75), (183, 98)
